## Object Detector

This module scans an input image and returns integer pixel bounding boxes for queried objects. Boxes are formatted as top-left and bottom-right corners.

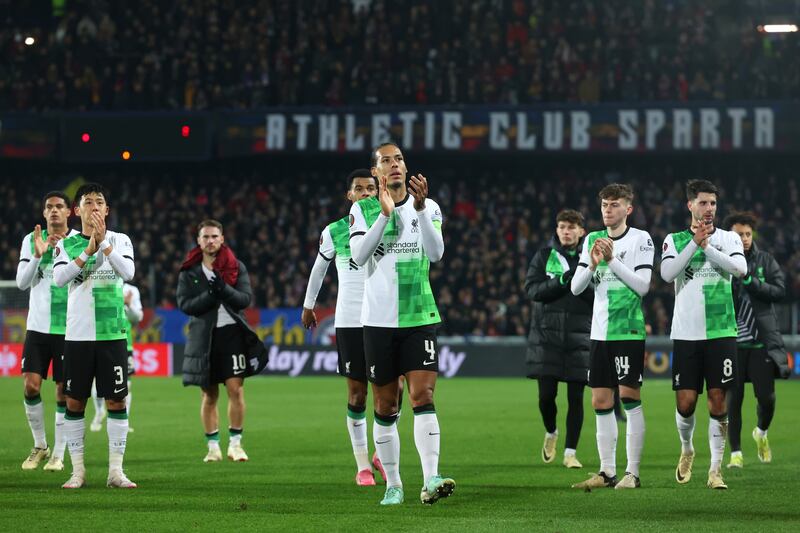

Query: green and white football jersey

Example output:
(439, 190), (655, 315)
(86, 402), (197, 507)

(17, 229), (79, 334)
(662, 228), (743, 340)
(579, 227), (654, 341)
(349, 195), (443, 328)
(54, 231), (135, 341)
(318, 216), (364, 328)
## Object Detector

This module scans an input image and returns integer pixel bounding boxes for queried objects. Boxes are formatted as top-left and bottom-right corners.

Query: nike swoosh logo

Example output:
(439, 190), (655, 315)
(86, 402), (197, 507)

(353, 423), (364, 427)
(423, 360), (436, 366)
(114, 388), (126, 394)
(721, 377), (734, 383)
(233, 370), (244, 375)
(376, 439), (391, 445)
(428, 432), (440, 436)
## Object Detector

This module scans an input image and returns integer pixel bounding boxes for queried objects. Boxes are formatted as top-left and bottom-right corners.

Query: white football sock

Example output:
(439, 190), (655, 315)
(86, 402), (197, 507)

(24, 396), (47, 449)
(54, 404), (66, 459)
(347, 413), (370, 471)
(709, 415), (728, 472)
(107, 410), (129, 472)
(374, 419), (402, 488)
(64, 414), (86, 475)
(413, 412), (440, 484)
(624, 404), (645, 477)
(676, 410), (695, 454)
(596, 410), (617, 477)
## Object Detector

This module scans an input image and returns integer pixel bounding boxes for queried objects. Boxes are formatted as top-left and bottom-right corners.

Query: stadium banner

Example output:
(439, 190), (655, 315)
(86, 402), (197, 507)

(218, 102), (795, 156)
(0, 114), (58, 159)
(0, 342), (173, 377)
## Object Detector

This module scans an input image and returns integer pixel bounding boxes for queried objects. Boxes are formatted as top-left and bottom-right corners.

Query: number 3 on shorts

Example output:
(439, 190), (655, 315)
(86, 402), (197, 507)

(114, 365), (124, 385)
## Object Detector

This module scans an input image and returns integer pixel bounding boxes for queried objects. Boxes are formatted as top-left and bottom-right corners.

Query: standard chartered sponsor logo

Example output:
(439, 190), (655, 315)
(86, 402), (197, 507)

(386, 241), (420, 254)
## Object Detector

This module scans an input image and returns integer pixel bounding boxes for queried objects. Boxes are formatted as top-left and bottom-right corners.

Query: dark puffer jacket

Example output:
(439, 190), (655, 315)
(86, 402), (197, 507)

(177, 261), (268, 388)
(524, 236), (593, 382)
(735, 242), (790, 378)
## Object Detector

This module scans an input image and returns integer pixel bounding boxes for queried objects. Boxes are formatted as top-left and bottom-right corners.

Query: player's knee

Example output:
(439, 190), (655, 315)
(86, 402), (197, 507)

(375, 395), (398, 417)
(202, 389), (219, 405)
(348, 389), (367, 409)
(24, 382), (41, 398)
(409, 387), (434, 407)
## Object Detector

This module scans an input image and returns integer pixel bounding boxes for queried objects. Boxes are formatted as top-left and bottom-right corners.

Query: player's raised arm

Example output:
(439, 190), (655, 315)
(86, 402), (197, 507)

(702, 232), (747, 278)
(349, 186), (389, 266)
(16, 231), (40, 290)
(96, 219), (135, 282)
(607, 233), (654, 297)
(410, 175), (444, 262)
(660, 232), (701, 283)
(302, 227), (335, 329)
(571, 238), (595, 295)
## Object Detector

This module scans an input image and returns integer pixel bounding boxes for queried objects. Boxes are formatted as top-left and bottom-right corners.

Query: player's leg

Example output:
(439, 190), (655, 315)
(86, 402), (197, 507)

(615, 341), (646, 489)
(537, 375), (559, 463)
(750, 347), (776, 463)
(563, 380), (584, 468)
(99, 339), (135, 488)
(61, 341), (92, 488)
(673, 341), (701, 484)
(45, 378), (67, 471)
(337, 327), (374, 484)
(573, 341), (617, 489)
(90, 379), (107, 431)
(201, 384), (222, 462)
(403, 326), (454, 505)
(365, 326), (403, 505)
(21, 331), (51, 469)
(225, 376), (248, 461)
(726, 349), (748, 468)
(704, 338), (737, 489)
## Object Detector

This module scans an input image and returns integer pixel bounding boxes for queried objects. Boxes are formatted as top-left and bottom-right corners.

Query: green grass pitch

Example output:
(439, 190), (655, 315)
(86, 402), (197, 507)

(1, 377), (799, 531)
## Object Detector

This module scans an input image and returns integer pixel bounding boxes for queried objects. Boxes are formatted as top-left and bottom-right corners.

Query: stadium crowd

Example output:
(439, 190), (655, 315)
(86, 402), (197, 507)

(2, 0), (799, 111)
(2, 159), (798, 336)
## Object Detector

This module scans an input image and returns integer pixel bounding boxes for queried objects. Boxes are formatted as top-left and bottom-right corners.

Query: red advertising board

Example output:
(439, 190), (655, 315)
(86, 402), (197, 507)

(0, 343), (173, 377)
(0, 343), (23, 376)
(132, 343), (173, 377)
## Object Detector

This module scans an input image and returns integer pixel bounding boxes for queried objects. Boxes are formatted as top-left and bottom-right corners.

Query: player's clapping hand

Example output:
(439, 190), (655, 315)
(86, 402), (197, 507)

(590, 241), (604, 268)
(379, 175), (394, 217)
(91, 211), (107, 243)
(85, 234), (98, 256)
(33, 224), (48, 258)
(693, 220), (712, 249)
(597, 238), (614, 262)
(301, 308), (317, 329)
(409, 174), (428, 211)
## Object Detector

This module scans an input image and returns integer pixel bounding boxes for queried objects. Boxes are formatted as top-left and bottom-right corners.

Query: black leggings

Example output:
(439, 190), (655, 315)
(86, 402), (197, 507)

(727, 347), (776, 452)
(537, 377), (585, 450)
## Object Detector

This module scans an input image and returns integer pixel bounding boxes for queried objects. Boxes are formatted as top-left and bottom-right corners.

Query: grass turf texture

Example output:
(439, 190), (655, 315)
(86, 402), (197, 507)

(1, 377), (799, 531)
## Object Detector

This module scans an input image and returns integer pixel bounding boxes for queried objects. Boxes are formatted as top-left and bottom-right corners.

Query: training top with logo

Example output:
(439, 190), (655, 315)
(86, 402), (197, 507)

(579, 227), (654, 341)
(662, 228), (744, 340)
(54, 231), (135, 341)
(315, 216), (364, 328)
(17, 229), (79, 334)
(349, 195), (443, 328)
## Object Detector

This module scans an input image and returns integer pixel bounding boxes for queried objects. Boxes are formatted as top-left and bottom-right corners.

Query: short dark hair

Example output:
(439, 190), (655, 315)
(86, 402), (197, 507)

(598, 183), (634, 204)
(686, 179), (718, 201)
(74, 182), (110, 206)
(370, 141), (401, 167)
(723, 211), (758, 231)
(556, 209), (585, 228)
(197, 219), (223, 235)
(347, 168), (378, 190)
(42, 191), (70, 208)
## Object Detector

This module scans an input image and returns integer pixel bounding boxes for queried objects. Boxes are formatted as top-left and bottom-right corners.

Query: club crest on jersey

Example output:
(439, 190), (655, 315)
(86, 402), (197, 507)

(617, 250), (627, 261)
(411, 218), (419, 233)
